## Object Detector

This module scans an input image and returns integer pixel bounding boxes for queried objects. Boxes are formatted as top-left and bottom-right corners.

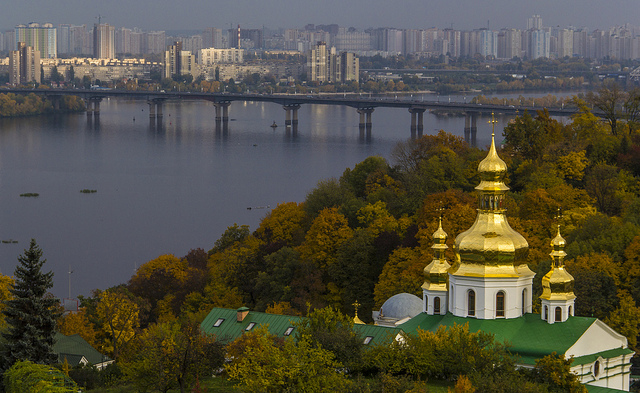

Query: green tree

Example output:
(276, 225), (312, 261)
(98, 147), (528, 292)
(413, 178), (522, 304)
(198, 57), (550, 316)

(528, 353), (586, 393)
(95, 288), (141, 359)
(226, 326), (350, 392)
(123, 319), (224, 393)
(294, 306), (363, 372)
(3, 360), (78, 393)
(1, 240), (61, 372)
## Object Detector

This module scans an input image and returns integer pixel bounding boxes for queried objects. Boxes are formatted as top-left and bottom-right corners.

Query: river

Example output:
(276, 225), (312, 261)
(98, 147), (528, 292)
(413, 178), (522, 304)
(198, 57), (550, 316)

(0, 93), (577, 299)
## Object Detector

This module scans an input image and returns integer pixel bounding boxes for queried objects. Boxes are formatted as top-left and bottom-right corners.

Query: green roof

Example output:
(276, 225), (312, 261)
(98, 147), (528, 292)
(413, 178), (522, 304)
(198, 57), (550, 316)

(398, 313), (597, 365)
(585, 384), (630, 393)
(571, 348), (635, 367)
(201, 307), (401, 345)
(54, 333), (111, 366)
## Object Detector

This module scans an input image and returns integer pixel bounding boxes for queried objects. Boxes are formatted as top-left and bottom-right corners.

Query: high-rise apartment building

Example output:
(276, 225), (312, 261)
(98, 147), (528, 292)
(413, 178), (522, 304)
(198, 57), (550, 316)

(527, 29), (550, 59)
(93, 23), (115, 59)
(199, 48), (244, 65)
(9, 42), (41, 84)
(307, 41), (358, 83)
(556, 29), (574, 58)
(498, 28), (522, 59)
(164, 42), (196, 79)
(527, 15), (543, 30)
(15, 23), (56, 58)
(202, 28), (223, 49)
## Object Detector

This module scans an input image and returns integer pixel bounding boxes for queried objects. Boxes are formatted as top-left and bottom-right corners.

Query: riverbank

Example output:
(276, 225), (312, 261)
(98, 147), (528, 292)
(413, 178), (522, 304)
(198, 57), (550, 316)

(0, 92), (85, 118)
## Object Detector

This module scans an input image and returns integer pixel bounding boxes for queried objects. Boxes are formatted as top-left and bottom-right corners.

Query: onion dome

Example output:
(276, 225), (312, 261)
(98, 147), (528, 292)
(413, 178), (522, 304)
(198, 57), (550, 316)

(450, 114), (533, 278)
(540, 226), (575, 301)
(422, 217), (451, 292)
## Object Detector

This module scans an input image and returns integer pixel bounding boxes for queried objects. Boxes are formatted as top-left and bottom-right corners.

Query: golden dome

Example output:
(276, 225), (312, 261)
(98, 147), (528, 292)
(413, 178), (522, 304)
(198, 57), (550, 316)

(450, 116), (533, 278)
(422, 217), (450, 291)
(540, 226), (575, 300)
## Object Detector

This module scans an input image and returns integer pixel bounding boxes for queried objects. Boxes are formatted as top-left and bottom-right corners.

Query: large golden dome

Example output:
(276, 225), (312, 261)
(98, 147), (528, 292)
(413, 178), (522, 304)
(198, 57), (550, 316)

(449, 120), (533, 278)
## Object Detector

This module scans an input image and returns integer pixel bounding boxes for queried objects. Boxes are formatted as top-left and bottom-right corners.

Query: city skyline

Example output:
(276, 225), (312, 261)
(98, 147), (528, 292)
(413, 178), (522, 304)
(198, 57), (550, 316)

(1, 0), (638, 33)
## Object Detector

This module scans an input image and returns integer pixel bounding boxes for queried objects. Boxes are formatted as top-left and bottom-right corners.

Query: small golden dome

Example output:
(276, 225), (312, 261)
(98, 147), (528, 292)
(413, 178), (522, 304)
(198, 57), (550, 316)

(540, 226), (575, 301)
(422, 217), (450, 291)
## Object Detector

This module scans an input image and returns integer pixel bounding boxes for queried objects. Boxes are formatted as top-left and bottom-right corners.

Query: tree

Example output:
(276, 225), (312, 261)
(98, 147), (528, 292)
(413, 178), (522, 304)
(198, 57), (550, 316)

(1, 240), (61, 372)
(57, 308), (99, 347)
(294, 306), (363, 372)
(0, 274), (14, 331)
(226, 326), (350, 392)
(123, 319), (224, 393)
(3, 360), (78, 393)
(95, 288), (140, 359)
(587, 81), (626, 135)
(528, 353), (586, 393)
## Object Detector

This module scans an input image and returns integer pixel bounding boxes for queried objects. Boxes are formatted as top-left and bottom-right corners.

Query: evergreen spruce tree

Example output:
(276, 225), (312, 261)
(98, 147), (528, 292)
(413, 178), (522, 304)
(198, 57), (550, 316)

(1, 239), (61, 372)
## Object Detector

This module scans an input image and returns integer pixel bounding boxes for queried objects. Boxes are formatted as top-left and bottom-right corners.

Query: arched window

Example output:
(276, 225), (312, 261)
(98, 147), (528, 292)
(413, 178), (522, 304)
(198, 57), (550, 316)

(434, 297), (441, 314)
(594, 360), (601, 378)
(424, 295), (428, 313)
(522, 289), (527, 315)
(544, 305), (548, 321)
(555, 307), (562, 322)
(496, 291), (505, 317)
(569, 305), (573, 316)
(468, 290), (475, 317)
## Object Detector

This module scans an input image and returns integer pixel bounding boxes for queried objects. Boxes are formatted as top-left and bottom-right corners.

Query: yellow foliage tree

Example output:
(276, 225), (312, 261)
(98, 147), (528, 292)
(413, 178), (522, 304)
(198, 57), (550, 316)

(298, 208), (353, 269)
(96, 289), (140, 359)
(604, 291), (640, 349)
(57, 308), (99, 347)
(255, 202), (307, 246)
(0, 274), (14, 330)
(374, 247), (423, 307)
(357, 201), (399, 236)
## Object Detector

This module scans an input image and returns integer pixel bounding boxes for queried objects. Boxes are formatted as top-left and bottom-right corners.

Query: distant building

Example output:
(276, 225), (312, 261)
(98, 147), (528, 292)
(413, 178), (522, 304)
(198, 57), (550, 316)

(93, 23), (115, 59)
(199, 47), (244, 65)
(15, 23), (56, 58)
(307, 42), (358, 83)
(228, 26), (263, 49)
(164, 42), (196, 79)
(9, 42), (41, 84)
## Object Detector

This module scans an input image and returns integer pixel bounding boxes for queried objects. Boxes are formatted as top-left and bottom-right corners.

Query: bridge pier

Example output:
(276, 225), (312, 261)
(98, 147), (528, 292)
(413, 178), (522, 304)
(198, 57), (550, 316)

(409, 107), (426, 137)
(213, 102), (231, 123)
(464, 112), (478, 147)
(86, 97), (102, 118)
(283, 104), (301, 128)
(357, 108), (374, 132)
(148, 101), (156, 118)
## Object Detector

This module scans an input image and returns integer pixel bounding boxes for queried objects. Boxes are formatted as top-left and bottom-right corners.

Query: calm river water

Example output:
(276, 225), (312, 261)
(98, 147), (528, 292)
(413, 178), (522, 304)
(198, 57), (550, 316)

(0, 94), (567, 299)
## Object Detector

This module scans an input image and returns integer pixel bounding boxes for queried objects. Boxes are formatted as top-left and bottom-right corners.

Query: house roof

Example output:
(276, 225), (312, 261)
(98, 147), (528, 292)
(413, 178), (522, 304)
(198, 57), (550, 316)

(200, 307), (402, 346)
(398, 313), (599, 365)
(585, 384), (630, 393)
(54, 333), (111, 366)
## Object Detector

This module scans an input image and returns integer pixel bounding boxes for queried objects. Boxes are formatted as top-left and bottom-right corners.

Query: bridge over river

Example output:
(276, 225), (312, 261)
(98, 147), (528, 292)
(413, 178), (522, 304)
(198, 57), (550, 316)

(2, 88), (581, 141)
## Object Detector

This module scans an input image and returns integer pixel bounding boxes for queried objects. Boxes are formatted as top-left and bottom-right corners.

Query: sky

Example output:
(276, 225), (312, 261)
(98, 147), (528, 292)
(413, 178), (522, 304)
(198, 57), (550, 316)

(1, 0), (638, 33)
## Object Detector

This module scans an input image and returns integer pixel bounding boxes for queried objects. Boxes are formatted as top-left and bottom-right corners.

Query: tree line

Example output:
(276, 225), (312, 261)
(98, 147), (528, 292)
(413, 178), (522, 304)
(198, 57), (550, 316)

(0, 82), (639, 391)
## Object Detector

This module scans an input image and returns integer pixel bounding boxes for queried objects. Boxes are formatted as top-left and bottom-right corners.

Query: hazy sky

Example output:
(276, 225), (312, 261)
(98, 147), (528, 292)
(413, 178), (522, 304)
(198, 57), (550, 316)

(2, 0), (638, 32)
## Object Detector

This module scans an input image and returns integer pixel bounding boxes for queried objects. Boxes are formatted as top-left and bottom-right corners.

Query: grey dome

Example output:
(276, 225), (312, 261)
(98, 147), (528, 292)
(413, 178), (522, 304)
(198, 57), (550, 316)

(379, 293), (422, 320)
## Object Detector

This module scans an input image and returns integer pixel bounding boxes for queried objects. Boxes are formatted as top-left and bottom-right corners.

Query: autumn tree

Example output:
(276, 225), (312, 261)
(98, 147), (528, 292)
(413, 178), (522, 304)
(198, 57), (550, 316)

(0, 274), (14, 331)
(298, 207), (353, 270)
(587, 81), (627, 135)
(57, 308), (99, 347)
(226, 326), (350, 392)
(528, 353), (586, 393)
(95, 288), (141, 359)
(255, 202), (307, 248)
(1, 240), (61, 372)
(123, 319), (224, 393)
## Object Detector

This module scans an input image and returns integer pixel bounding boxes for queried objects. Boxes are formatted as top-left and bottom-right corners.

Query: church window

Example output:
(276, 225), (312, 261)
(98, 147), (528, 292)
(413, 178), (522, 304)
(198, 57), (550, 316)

(544, 305), (548, 321)
(569, 306), (573, 316)
(424, 295), (428, 313)
(468, 290), (475, 317)
(522, 289), (527, 315)
(555, 307), (562, 322)
(594, 360), (601, 377)
(496, 291), (505, 317)
(434, 297), (441, 314)
(450, 285), (455, 311)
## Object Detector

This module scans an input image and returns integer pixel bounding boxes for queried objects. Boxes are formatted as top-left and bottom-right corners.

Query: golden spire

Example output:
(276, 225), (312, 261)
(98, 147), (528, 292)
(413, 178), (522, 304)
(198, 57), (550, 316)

(450, 112), (532, 278)
(353, 300), (365, 325)
(422, 206), (450, 292)
(540, 211), (575, 301)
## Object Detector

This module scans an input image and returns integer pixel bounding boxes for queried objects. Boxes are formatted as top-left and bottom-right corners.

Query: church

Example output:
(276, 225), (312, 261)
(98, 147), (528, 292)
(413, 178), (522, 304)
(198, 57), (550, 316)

(373, 119), (635, 391)
(201, 116), (635, 392)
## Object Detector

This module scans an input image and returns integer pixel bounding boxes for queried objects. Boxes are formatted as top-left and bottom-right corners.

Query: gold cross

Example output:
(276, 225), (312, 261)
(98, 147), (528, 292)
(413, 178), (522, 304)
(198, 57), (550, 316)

(487, 112), (498, 136)
(353, 300), (360, 317)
